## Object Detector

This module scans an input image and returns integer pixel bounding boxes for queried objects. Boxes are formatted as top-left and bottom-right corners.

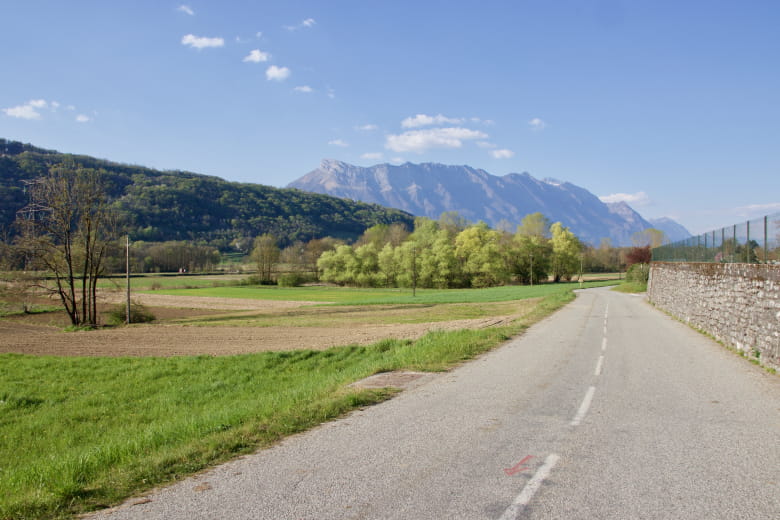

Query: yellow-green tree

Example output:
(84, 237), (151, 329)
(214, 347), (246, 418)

(455, 222), (509, 287)
(513, 213), (552, 285)
(550, 222), (582, 282)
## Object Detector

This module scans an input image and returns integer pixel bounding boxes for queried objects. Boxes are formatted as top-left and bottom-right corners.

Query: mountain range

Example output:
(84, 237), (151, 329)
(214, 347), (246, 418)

(288, 160), (690, 246)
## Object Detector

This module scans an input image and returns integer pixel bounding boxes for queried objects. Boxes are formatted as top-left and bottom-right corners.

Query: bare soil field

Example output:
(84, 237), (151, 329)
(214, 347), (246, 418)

(0, 293), (527, 357)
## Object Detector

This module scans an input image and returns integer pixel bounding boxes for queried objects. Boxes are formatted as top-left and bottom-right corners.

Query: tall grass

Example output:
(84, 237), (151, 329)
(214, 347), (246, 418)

(0, 289), (575, 519)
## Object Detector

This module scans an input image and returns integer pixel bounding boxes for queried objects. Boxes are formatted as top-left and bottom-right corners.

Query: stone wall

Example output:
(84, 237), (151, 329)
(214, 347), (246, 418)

(647, 262), (780, 370)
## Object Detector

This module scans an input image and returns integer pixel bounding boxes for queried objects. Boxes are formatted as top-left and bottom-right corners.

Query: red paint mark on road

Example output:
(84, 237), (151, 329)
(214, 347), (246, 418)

(504, 455), (533, 476)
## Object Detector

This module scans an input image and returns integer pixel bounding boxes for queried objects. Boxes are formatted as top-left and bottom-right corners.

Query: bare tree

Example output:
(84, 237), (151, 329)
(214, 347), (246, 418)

(17, 164), (116, 326)
(251, 233), (280, 282)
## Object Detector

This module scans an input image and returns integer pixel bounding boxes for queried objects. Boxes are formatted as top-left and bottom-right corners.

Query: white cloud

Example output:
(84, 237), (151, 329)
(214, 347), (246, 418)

(2, 98), (94, 123)
(3, 103), (42, 120)
(177, 5), (194, 16)
(477, 141), (497, 149)
(181, 34), (225, 49)
(285, 18), (317, 31)
(385, 127), (488, 153)
(327, 88), (335, 99)
(293, 85), (314, 93)
(490, 149), (515, 159)
(361, 152), (383, 160)
(401, 113), (464, 128)
(471, 117), (495, 126)
(529, 117), (547, 130)
(266, 65), (291, 81)
(328, 139), (349, 147)
(243, 49), (270, 63)
(256, 31), (263, 39)
(599, 191), (650, 206)
(356, 124), (378, 132)
(390, 157), (405, 164)
(3, 99), (50, 119)
(731, 202), (780, 217)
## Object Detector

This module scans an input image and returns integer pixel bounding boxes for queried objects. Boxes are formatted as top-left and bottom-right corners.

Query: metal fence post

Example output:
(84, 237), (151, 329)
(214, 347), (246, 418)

(765, 215), (769, 263)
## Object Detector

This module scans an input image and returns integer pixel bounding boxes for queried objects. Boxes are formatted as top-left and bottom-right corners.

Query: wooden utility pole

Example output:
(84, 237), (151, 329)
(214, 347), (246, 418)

(126, 235), (131, 324)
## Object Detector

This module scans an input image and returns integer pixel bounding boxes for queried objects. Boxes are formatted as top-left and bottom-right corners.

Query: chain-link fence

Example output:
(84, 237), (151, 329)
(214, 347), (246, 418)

(652, 212), (780, 264)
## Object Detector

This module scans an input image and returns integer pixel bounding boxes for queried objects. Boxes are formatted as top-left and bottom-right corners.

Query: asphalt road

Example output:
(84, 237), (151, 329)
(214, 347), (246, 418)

(88, 287), (780, 519)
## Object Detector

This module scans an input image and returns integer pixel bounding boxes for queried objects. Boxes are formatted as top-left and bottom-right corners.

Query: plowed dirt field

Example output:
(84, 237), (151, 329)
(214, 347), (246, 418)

(1, 293), (526, 357)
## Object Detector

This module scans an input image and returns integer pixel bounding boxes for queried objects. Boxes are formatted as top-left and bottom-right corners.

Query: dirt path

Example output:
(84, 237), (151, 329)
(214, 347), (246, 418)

(0, 294), (522, 357)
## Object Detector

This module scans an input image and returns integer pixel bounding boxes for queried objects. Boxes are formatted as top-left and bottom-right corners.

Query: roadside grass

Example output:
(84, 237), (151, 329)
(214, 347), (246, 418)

(150, 280), (617, 305)
(0, 287), (577, 519)
(612, 281), (647, 293)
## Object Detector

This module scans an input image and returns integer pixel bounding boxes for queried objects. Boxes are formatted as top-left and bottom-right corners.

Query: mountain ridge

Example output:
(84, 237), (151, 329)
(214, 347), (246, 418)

(0, 139), (415, 248)
(289, 159), (691, 246)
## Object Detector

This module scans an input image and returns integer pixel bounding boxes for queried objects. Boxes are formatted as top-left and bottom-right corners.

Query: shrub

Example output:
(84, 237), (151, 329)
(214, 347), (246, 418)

(626, 246), (652, 266)
(278, 273), (315, 287)
(626, 263), (650, 284)
(106, 301), (156, 325)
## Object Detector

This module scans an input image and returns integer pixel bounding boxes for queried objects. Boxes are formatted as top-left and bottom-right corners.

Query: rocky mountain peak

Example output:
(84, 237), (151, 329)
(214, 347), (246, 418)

(288, 161), (690, 246)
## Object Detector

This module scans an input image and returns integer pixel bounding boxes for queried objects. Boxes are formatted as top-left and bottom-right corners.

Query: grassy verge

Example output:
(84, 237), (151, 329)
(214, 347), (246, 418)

(612, 281), (647, 293)
(0, 288), (577, 519)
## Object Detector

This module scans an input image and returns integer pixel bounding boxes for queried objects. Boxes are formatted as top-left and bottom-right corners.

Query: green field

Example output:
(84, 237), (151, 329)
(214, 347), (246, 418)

(98, 274), (246, 291)
(152, 279), (618, 305)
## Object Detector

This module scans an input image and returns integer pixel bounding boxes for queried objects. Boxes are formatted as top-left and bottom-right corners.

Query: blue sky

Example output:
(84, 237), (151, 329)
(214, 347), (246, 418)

(2, 0), (778, 234)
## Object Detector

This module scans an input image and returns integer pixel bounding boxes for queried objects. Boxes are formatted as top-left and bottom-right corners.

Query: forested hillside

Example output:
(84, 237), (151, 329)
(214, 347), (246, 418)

(0, 139), (414, 249)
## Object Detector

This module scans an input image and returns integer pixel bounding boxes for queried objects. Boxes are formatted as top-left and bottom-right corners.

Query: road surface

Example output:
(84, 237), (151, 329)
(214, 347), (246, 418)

(88, 287), (780, 519)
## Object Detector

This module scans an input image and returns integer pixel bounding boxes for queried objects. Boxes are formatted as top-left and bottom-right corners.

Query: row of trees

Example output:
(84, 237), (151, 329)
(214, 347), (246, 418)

(245, 215), (659, 289)
(313, 213), (583, 289)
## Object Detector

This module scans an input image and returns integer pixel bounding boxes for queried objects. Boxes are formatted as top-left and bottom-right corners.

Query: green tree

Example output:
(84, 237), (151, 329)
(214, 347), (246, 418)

(318, 244), (358, 285)
(455, 223), (509, 287)
(517, 212), (552, 239)
(513, 213), (552, 285)
(356, 222), (409, 248)
(377, 242), (400, 287)
(354, 242), (381, 287)
(429, 230), (462, 287)
(550, 222), (582, 282)
(396, 240), (422, 292)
